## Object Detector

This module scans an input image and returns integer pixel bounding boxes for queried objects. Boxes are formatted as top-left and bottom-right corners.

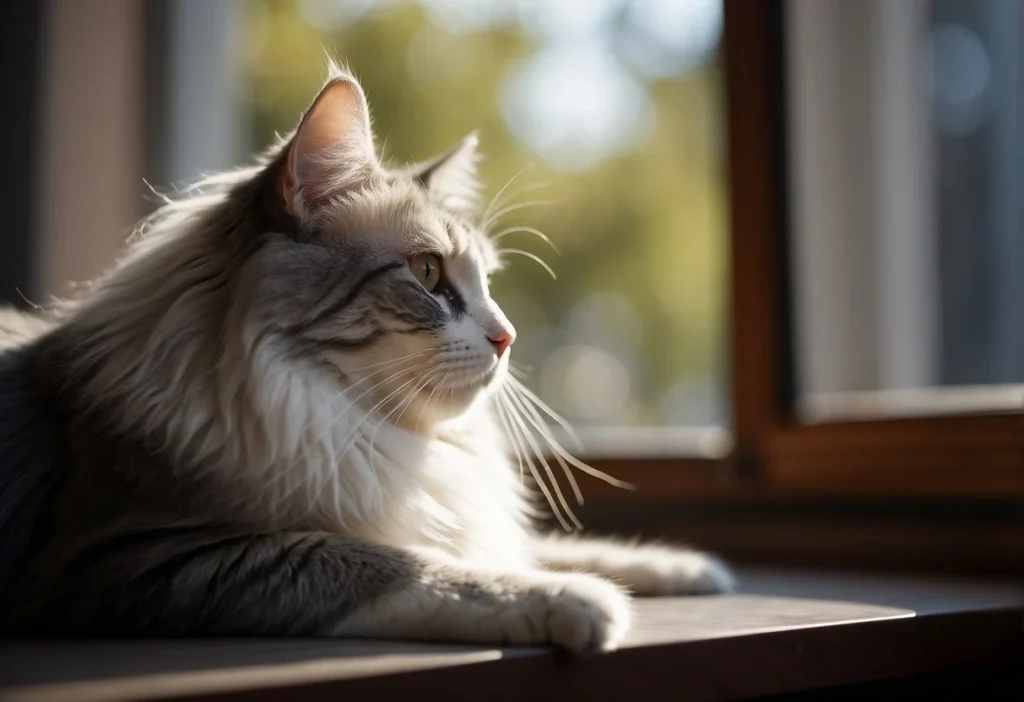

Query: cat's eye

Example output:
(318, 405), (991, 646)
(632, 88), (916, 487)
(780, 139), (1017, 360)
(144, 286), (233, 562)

(409, 253), (443, 292)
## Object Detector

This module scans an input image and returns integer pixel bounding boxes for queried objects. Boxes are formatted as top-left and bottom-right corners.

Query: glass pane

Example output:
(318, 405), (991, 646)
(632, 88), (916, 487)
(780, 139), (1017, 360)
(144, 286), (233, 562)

(787, 0), (1024, 419)
(231, 0), (727, 430)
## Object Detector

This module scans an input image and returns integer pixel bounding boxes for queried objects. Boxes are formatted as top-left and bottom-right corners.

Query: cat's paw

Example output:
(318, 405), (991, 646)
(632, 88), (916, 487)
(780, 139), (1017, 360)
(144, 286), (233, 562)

(616, 549), (736, 597)
(542, 573), (632, 653)
(335, 561), (632, 653)
(504, 573), (632, 653)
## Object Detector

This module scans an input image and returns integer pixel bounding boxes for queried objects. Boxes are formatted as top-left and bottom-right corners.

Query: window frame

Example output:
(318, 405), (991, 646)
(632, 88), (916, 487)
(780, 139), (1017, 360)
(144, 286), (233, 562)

(723, 0), (1024, 498)
(581, 1), (1023, 576)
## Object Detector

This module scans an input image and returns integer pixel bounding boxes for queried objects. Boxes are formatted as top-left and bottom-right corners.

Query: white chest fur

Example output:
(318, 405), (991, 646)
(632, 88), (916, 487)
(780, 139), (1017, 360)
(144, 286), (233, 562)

(241, 363), (534, 570)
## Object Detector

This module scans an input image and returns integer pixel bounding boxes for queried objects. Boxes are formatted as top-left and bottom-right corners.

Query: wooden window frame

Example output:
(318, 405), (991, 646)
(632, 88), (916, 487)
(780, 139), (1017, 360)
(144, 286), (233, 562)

(579, 0), (1023, 576)
(724, 0), (1023, 499)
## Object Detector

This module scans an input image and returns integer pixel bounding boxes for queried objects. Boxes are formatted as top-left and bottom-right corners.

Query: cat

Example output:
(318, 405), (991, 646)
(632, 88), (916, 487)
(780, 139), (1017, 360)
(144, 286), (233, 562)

(0, 63), (733, 652)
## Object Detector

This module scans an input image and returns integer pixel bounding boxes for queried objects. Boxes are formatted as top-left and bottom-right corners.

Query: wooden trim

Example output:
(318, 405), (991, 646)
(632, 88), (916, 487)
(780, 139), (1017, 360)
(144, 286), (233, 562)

(767, 414), (1024, 496)
(581, 496), (1023, 577)
(722, 0), (794, 474)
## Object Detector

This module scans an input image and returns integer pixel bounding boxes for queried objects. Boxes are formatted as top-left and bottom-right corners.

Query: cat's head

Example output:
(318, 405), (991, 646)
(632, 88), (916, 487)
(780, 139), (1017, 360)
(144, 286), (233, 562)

(245, 64), (516, 429)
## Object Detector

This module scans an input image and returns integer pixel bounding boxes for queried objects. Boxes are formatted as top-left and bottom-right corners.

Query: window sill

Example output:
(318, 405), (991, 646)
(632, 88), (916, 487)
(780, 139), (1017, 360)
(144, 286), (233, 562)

(2, 570), (1020, 702)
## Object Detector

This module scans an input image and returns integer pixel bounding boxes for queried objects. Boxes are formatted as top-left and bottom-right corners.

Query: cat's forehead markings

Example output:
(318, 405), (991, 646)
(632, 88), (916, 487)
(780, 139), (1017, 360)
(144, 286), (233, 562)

(331, 194), (455, 255)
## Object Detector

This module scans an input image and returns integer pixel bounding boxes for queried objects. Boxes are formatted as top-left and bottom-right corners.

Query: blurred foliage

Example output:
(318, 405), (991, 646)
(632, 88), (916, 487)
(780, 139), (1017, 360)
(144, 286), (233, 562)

(239, 0), (727, 427)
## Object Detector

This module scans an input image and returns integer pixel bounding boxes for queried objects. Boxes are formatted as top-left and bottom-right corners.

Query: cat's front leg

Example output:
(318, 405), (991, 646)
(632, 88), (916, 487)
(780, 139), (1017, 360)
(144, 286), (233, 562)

(532, 534), (736, 597)
(336, 548), (632, 653)
(16, 529), (630, 653)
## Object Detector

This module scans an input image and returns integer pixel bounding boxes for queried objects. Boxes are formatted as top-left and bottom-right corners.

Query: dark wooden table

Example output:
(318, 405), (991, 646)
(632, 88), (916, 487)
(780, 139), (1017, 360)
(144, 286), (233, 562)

(1, 569), (1020, 702)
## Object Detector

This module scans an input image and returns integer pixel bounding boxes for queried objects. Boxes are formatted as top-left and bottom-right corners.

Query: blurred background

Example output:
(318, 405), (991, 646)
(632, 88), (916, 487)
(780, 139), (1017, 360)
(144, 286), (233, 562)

(0, 0), (1021, 448)
(4, 0), (730, 440)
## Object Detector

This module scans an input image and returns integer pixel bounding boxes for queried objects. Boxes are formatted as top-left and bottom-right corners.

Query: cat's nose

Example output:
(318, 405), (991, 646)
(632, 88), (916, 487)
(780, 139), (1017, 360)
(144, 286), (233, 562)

(488, 329), (514, 357)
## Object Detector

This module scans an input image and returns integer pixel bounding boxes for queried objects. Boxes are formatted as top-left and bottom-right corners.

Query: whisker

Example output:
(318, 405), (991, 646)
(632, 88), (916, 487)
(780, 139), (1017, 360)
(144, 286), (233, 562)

(379, 371), (434, 435)
(500, 387), (581, 530)
(345, 348), (434, 372)
(359, 370), (424, 429)
(303, 366), (424, 507)
(496, 248), (557, 280)
(338, 359), (425, 410)
(488, 226), (560, 255)
(480, 164), (536, 227)
(414, 370), (450, 434)
(482, 181), (552, 228)
(275, 360), (418, 490)
(492, 397), (525, 483)
(509, 361), (533, 380)
(335, 368), (423, 457)
(482, 198), (559, 232)
(368, 370), (437, 471)
(496, 393), (572, 531)
(243, 353), (433, 504)
(508, 378), (635, 491)
(508, 375), (582, 450)
(505, 385), (584, 506)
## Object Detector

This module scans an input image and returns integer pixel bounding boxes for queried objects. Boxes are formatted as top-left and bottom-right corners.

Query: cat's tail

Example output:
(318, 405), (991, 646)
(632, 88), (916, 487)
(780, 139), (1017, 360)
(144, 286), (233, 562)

(0, 341), (64, 621)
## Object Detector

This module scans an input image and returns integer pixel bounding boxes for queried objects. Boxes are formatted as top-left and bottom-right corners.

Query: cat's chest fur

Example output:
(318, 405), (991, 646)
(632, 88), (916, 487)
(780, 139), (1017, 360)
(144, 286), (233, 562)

(67, 342), (536, 571)
(296, 435), (533, 570)
(234, 373), (535, 570)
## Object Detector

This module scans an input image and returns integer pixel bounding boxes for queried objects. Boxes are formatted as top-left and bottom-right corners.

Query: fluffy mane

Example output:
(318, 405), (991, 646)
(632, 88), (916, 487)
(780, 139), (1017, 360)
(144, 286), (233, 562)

(47, 154), (529, 567)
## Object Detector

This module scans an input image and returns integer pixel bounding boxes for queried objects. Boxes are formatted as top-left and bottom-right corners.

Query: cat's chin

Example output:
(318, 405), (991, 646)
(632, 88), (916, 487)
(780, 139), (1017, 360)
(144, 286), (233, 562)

(456, 364), (509, 399)
(405, 368), (501, 426)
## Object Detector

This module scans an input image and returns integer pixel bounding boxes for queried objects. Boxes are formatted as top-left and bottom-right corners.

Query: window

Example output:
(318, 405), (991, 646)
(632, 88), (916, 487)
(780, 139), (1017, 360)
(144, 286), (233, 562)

(788, 0), (1024, 422)
(13, 0), (1020, 575)
(759, 0), (1024, 499)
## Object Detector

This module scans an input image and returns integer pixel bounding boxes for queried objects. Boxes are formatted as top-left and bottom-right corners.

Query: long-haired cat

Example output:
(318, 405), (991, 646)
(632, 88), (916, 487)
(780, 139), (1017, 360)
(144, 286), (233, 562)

(0, 64), (733, 652)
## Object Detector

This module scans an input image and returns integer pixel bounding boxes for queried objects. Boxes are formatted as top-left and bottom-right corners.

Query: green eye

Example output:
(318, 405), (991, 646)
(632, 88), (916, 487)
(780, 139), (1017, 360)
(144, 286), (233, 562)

(408, 253), (443, 292)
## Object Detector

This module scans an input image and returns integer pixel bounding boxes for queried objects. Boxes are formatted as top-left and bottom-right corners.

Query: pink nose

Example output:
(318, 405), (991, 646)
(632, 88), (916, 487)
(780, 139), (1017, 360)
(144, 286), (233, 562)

(489, 329), (514, 357)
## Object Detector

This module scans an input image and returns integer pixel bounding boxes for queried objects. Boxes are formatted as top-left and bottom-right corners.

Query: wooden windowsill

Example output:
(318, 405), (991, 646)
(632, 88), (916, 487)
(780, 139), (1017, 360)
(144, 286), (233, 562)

(2, 569), (1020, 702)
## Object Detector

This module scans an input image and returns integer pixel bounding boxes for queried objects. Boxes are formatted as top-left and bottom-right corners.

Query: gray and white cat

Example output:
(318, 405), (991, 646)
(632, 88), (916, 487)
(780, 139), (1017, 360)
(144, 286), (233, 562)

(0, 65), (733, 652)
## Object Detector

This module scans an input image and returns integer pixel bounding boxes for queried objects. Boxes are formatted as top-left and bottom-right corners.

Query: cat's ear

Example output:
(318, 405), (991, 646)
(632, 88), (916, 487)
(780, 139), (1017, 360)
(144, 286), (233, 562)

(279, 65), (375, 216)
(409, 132), (482, 214)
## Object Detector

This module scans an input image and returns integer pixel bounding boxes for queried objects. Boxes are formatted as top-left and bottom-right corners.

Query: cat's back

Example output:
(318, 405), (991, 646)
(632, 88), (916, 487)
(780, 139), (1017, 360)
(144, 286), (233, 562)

(0, 306), (55, 353)
(0, 323), (66, 614)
